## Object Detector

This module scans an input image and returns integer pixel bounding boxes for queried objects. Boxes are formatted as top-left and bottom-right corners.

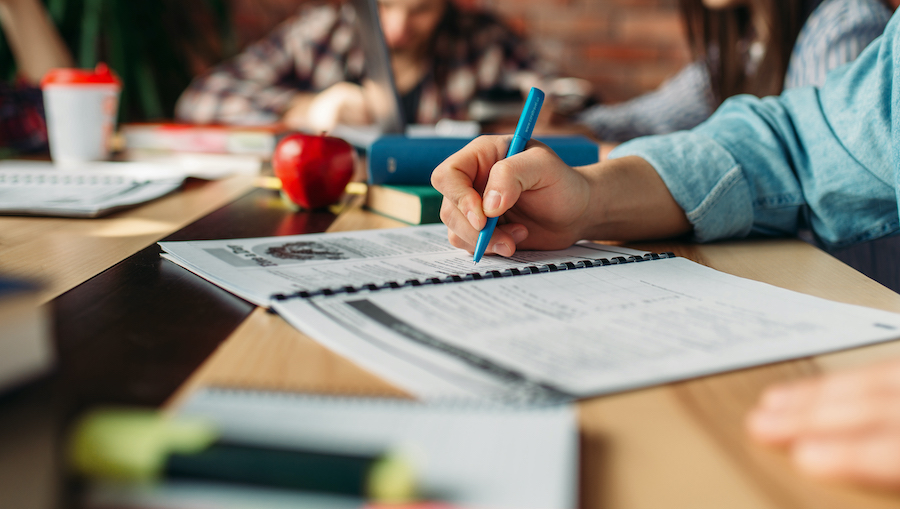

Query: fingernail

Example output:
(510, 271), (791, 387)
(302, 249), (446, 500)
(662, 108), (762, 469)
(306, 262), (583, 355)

(466, 210), (480, 230)
(747, 410), (784, 436)
(794, 442), (841, 474)
(760, 386), (801, 410)
(494, 242), (512, 257)
(483, 190), (501, 212)
(510, 226), (528, 244)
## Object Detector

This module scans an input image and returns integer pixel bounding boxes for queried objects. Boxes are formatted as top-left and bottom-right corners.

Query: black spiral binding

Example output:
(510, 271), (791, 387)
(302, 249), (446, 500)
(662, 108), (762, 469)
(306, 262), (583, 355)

(271, 251), (677, 302)
(0, 172), (132, 186)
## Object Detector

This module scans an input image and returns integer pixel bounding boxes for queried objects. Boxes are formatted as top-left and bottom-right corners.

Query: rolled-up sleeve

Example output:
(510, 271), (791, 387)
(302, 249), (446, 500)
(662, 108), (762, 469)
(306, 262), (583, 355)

(609, 10), (900, 251)
(609, 130), (754, 242)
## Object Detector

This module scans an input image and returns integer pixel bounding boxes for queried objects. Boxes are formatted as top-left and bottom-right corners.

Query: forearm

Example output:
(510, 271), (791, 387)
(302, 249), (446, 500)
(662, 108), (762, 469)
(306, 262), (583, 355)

(0, 0), (72, 84)
(578, 156), (691, 242)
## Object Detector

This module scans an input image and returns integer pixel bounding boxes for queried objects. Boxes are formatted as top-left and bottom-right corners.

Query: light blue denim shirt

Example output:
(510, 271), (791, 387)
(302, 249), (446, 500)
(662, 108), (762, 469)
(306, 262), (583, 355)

(610, 10), (900, 252)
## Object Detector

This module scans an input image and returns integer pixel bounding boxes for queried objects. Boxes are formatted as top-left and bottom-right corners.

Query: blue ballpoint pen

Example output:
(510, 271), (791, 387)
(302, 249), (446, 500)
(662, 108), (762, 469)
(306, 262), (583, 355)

(473, 87), (545, 264)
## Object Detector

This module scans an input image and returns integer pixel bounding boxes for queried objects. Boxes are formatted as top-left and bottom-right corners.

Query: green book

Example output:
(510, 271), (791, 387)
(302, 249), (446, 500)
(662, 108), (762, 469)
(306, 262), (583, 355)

(364, 184), (443, 225)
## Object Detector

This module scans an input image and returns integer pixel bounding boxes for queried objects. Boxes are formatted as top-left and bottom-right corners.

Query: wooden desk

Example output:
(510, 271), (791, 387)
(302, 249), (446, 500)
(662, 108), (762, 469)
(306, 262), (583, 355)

(4, 182), (900, 509)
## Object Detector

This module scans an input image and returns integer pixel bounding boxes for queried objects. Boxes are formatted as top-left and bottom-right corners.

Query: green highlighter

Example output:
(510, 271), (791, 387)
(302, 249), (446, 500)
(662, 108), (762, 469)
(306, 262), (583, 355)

(68, 408), (416, 504)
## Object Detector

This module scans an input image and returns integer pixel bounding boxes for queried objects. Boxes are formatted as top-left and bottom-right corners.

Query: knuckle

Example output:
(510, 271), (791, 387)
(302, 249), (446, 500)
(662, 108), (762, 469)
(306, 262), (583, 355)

(489, 159), (515, 181)
(448, 231), (468, 250)
(430, 170), (446, 189)
(439, 201), (454, 223)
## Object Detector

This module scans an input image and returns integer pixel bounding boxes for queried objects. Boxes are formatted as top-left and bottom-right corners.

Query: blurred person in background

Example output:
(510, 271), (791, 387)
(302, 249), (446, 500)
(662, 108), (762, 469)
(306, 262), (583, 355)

(579, 0), (894, 141)
(175, 0), (554, 132)
(0, 0), (73, 151)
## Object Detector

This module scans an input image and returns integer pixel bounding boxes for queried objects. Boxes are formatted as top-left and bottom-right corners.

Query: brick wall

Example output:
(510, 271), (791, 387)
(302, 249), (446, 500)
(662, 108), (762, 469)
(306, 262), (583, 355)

(229, 0), (304, 49)
(229, 0), (692, 104)
(467, 0), (692, 103)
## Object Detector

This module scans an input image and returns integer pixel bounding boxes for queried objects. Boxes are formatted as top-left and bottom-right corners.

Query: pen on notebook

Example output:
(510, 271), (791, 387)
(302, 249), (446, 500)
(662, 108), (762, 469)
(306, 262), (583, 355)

(473, 87), (544, 264)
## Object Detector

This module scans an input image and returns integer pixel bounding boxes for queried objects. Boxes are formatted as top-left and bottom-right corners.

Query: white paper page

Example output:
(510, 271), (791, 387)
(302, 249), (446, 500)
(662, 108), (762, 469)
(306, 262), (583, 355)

(328, 124), (382, 148)
(160, 224), (649, 307)
(176, 388), (578, 509)
(272, 256), (900, 401)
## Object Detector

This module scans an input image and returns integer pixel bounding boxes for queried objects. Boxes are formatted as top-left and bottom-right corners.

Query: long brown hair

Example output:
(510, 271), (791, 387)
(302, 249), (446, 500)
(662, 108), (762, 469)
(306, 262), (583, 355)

(679, 0), (807, 104)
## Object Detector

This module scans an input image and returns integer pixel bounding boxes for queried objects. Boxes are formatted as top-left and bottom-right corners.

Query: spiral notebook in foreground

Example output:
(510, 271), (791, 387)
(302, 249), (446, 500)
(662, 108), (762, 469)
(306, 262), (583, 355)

(162, 389), (575, 509)
(160, 224), (900, 402)
(88, 389), (576, 509)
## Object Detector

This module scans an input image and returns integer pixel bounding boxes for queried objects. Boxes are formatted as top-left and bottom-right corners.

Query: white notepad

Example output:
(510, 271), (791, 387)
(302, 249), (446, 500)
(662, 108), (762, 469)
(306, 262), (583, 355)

(0, 161), (184, 217)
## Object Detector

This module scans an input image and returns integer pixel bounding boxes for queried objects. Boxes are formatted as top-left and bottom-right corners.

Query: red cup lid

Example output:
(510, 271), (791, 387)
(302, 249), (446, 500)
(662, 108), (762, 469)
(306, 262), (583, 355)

(41, 63), (121, 87)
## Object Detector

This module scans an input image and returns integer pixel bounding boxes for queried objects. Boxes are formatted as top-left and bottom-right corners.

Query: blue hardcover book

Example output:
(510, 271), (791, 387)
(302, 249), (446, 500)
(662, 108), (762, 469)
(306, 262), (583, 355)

(367, 135), (599, 185)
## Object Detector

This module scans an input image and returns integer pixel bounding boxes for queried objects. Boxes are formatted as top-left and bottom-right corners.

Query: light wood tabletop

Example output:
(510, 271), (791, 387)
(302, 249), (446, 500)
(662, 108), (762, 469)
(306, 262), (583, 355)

(0, 173), (256, 304)
(169, 203), (900, 509)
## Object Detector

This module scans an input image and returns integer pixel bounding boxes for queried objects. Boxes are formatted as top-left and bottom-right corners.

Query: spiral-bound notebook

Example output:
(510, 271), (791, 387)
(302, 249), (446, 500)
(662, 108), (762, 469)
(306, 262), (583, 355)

(159, 224), (650, 307)
(160, 224), (900, 402)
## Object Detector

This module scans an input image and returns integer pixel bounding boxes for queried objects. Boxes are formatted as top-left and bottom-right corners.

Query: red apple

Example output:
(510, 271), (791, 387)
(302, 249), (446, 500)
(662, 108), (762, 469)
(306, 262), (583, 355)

(272, 133), (355, 209)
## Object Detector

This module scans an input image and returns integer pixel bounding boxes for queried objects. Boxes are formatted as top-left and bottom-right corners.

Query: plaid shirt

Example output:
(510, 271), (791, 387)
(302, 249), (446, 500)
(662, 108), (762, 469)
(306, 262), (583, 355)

(0, 82), (47, 152)
(175, 2), (549, 125)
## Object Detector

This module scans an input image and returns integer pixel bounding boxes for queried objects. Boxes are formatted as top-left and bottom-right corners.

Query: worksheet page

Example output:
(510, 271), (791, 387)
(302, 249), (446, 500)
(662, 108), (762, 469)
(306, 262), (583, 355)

(160, 224), (646, 307)
(273, 256), (900, 401)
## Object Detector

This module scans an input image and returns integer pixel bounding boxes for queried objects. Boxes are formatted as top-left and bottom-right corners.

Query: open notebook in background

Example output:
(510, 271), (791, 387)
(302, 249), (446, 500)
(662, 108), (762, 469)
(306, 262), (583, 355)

(0, 158), (259, 218)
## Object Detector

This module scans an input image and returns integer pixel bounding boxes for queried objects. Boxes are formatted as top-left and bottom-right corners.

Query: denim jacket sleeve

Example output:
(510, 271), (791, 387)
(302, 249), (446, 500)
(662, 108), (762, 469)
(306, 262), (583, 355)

(609, 10), (900, 251)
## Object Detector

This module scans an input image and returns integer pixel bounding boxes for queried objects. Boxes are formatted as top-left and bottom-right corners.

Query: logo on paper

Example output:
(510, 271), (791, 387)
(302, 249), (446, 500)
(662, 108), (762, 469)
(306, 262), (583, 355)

(264, 241), (349, 261)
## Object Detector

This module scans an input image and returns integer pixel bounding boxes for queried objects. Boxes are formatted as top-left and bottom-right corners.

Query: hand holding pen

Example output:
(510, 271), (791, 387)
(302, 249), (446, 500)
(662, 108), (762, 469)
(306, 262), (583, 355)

(431, 84), (691, 258)
(431, 87), (597, 259)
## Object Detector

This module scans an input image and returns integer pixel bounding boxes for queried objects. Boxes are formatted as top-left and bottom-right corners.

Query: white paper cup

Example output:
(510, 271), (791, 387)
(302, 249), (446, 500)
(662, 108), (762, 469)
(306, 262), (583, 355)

(41, 64), (121, 168)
